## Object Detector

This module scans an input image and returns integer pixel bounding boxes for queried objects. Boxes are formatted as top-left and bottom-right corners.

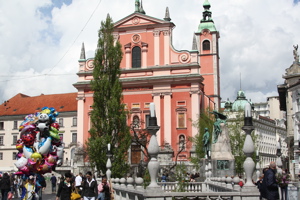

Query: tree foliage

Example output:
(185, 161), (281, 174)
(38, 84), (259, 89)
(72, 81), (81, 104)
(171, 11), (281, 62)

(190, 109), (214, 166)
(227, 111), (258, 176)
(86, 14), (131, 178)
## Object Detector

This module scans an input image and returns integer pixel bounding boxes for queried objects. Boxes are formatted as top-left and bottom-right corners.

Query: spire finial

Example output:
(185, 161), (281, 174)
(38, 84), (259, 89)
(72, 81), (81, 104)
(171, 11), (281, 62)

(164, 7), (171, 21)
(80, 42), (86, 60)
(140, 0), (146, 14)
(192, 34), (197, 50)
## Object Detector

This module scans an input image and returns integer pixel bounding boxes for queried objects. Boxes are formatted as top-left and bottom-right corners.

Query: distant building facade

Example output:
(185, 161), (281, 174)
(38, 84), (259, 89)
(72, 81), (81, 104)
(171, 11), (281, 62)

(253, 96), (286, 120)
(278, 45), (300, 177)
(0, 93), (78, 173)
(74, 1), (221, 163)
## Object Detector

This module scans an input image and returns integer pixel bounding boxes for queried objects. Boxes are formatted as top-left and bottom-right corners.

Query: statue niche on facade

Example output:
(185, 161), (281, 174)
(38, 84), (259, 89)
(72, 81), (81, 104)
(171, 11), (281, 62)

(211, 110), (227, 143)
(202, 128), (210, 158)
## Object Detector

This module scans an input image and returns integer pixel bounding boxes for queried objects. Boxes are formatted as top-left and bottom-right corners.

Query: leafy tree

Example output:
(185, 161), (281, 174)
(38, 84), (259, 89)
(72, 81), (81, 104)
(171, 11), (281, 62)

(174, 162), (188, 192)
(227, 111), (258, 176)
(86, 14), (131, 178)
(189, 109), (214, 166)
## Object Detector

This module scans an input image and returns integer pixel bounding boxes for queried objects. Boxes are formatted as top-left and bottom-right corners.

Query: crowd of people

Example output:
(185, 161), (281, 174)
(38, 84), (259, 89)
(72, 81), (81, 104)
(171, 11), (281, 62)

(54, 171), (112, 200)
(0, 172), (46, 200)
(0, 171), (112, 200)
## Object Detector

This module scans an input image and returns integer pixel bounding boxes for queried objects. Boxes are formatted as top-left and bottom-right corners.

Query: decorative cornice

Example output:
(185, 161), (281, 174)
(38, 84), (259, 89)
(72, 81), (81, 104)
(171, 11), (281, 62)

(161, 92), (172, 97)
(189, 90), (201, 95)
(152, 93), (161, 97)
(153, 30), (160, 37)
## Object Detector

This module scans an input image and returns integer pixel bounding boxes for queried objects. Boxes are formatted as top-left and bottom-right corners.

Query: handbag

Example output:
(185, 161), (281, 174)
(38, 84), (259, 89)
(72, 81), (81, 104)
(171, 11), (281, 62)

(7, 192), (13, 200)
(71, 188), (81, 200)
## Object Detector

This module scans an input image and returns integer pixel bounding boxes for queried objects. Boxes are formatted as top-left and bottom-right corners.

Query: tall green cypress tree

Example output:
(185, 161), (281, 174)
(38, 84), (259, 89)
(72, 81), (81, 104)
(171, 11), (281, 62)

(86, 14), (131, 178)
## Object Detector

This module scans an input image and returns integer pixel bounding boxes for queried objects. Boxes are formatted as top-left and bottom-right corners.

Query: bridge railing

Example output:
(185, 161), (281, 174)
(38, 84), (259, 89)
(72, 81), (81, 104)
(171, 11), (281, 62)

(111, 177), (260, 200)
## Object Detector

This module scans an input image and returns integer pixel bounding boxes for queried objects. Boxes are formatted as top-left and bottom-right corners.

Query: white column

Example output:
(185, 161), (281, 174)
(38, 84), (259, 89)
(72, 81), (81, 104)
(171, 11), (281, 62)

(125, 45), (131, 69)
(141, 42), (148, 68)
(153, 30), (160, 66)
(76, 94), (85, 145)
(152, 93), (161, 145)
(163, 30), (170, 65)
(190, 90), (200, 137)
(163, 92), (172, 145)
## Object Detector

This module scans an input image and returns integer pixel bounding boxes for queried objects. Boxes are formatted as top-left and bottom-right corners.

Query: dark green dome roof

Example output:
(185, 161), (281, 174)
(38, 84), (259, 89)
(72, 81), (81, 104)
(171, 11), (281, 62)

(231, 90), (252, 111)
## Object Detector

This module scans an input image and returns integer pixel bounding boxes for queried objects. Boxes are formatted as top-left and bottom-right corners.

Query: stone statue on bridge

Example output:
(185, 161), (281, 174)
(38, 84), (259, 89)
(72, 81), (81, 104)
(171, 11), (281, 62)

(202, 127), (210, 158)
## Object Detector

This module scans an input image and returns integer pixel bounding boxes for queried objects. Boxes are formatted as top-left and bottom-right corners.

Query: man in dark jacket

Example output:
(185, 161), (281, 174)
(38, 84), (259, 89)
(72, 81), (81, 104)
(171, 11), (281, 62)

(261, 162), (279, 200)
(0, 173), (11, 200)
(81, 171), (97, 200)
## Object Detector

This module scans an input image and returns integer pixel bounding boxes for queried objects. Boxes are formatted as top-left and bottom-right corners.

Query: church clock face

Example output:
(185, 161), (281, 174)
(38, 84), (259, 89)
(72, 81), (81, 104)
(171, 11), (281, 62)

(132, 34), (140, 43)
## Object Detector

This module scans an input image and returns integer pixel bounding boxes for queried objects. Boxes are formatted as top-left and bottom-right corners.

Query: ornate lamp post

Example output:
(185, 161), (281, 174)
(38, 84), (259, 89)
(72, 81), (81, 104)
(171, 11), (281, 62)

(106, 143), (112, 180)
(146, 103), (161, 189)
(276, 138), (283, 174)
(256, 150), (260, 180)
(242, 103), (256, 188)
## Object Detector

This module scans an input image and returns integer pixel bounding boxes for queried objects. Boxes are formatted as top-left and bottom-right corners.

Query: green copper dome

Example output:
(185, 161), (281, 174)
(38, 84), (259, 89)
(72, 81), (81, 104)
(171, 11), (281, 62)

(197, 0), (217, 32)
(231, 90), (252, 111)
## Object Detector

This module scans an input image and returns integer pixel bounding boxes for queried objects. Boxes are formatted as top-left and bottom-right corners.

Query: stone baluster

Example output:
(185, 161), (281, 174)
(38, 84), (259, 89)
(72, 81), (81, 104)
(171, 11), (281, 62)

(221, 177), (226, 188)
(226, 176), (232, 189)
(135, 177), (144, 190)
(114, 178), (120, 185)
(233, 176), (240, 191)
(127, 177), (134, 188)
(120, 178), (126, 187)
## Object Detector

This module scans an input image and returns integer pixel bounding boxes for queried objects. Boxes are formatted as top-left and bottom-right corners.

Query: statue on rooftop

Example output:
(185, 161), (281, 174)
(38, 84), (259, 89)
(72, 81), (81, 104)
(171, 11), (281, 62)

(210, 110), (227, 143)
(293, 44), (299, 62)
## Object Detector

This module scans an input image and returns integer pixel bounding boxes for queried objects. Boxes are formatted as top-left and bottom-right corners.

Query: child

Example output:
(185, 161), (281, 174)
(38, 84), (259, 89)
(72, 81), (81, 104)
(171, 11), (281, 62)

(21, 176), (38, 200)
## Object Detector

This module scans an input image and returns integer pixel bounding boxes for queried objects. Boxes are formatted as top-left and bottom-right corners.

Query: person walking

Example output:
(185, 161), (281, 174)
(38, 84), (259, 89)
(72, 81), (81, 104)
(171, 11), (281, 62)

(56, 172), (73, 200)
(0, 172), (11, 200)
(97, 177), (110, 200)
(20, 175), (38, 200)
(50, 174), (57, 193)
(81, 171), (97, 200)
(261, 162), (279, 200)
(75, 173), (83, 195)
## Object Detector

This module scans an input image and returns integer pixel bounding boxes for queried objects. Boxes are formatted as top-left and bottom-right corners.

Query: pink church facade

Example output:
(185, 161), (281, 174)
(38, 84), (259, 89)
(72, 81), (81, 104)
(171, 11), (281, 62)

(73, 1), (220, 162)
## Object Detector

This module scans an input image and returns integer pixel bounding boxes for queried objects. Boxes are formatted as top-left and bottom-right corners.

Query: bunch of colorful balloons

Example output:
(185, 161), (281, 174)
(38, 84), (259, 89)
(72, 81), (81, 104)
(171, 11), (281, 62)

(14, 107), (65, 175)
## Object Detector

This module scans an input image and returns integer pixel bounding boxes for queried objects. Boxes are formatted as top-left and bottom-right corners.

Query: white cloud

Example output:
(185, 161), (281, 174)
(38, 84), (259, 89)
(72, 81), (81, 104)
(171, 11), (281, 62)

(0, 0), (299, 105)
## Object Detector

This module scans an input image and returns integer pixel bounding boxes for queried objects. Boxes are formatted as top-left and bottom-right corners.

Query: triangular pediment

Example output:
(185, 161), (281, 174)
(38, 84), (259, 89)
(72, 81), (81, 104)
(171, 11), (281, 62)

(114, 13), (173, 29)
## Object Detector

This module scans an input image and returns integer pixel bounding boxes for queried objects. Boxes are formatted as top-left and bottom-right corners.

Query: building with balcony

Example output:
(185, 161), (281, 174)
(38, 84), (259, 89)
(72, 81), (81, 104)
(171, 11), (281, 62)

(0, 93), (78, 173)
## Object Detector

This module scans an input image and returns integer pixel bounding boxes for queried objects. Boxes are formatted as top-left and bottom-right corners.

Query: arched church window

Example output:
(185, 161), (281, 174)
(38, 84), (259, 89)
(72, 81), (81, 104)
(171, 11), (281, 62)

(132, 46), (141, 68)
(203, 40), (210, 51)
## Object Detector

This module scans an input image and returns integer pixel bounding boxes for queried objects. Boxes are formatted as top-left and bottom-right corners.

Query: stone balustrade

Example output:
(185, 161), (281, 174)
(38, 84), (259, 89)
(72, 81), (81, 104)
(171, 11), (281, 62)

(110, 177), (260, 200)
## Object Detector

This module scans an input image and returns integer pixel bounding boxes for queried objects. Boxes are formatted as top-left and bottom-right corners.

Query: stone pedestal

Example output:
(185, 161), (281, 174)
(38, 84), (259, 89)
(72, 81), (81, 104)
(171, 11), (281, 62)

(211, 123), (235, 177)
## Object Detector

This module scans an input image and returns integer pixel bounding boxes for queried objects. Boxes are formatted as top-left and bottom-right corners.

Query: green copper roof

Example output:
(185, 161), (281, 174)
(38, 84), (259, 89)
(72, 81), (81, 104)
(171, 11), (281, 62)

(198, 21), (217, 32)
(203, 0), (211, 7)
(231, 90), (252, 111)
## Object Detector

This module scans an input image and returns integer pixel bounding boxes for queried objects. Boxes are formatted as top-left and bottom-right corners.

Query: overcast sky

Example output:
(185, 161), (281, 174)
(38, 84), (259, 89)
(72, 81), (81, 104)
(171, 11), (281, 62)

(0, 0), (299, 105)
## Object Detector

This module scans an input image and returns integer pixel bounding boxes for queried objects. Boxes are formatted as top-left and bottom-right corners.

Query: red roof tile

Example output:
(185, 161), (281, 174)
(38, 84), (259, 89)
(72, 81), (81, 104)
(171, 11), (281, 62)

(0, 93), (77, 116)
